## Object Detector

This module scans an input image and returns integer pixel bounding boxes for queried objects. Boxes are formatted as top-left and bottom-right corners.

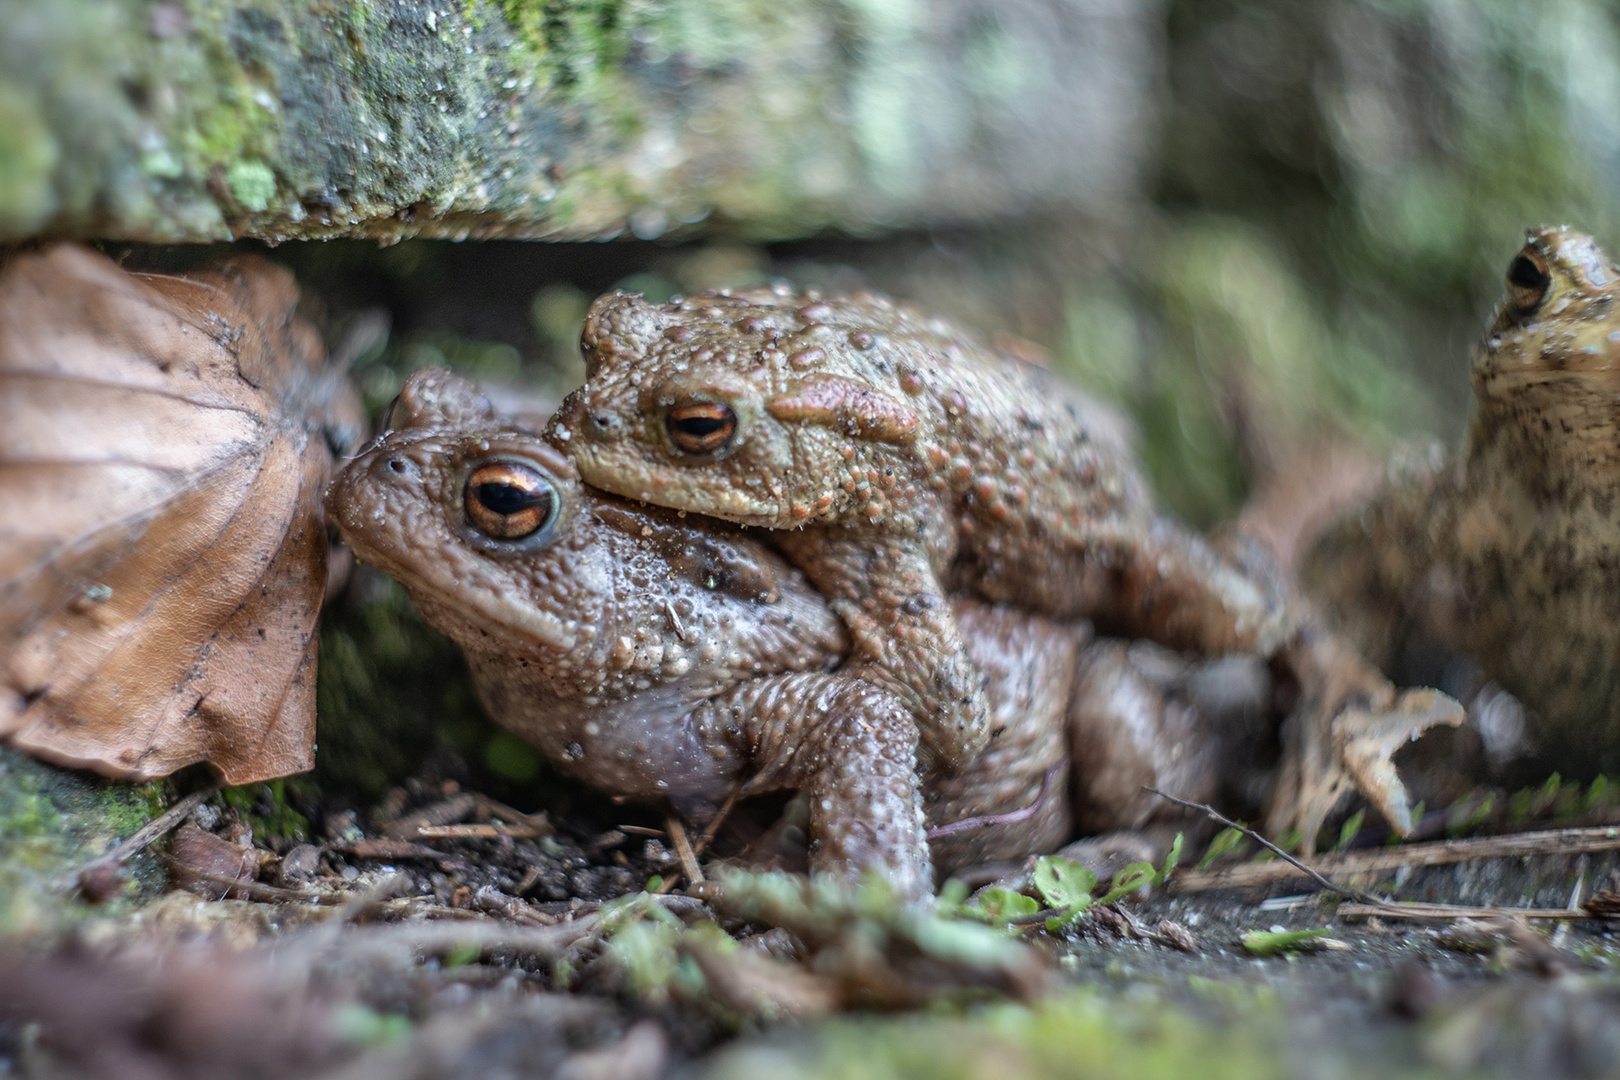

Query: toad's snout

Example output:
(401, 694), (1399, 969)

(583, 409), (624, 439)
(551, 389), (623, 444)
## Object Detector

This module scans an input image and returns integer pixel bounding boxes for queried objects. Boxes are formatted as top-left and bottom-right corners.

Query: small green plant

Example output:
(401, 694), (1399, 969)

(1241, 927), (1332, 957)
(1332, 810), (1365, 852)
(966, 887), (1042, 923)
(219, 780), (309, 845)
(1198, 825), (1248, 869)
(964, 834), (1183, 932)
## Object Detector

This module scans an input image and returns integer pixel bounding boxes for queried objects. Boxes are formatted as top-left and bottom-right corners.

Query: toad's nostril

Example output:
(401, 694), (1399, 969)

(591, 413), (615, 431)
(382, 457), (414, 478)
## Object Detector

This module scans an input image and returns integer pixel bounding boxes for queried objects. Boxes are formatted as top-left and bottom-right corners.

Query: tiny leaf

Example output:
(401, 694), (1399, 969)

(1334, 810), (1365, 852)
(1159, 832), (1184, 882)
(1033, 856), (1096, 910)
(965, 887), (1041, 923)
(1198, 826), (1246, 870)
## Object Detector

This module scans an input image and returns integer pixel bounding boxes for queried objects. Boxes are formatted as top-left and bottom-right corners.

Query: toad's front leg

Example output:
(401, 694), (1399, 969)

(697, 672), (932, 901)
(775, 530), (991, 774)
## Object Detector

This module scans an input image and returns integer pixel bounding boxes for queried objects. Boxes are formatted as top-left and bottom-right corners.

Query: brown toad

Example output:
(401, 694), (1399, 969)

(1305, 227), (1620, 777)
(551, 287), (1295, 771)
(330, 371), (1294, 893)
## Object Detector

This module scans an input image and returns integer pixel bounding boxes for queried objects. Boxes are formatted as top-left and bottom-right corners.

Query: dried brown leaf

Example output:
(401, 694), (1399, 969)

(0, 244), (363, 782)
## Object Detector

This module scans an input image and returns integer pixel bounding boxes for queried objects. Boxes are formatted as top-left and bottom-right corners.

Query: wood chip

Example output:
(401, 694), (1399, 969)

(666, 814), (704, 884)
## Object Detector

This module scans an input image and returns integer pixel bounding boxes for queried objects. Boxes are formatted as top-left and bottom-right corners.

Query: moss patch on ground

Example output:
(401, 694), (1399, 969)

(0, 748), (169, 934)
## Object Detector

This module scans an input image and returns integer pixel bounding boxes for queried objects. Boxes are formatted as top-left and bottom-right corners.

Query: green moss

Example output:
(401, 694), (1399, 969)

(225, 160), (277, 212)
(0, 84), (58, 235)
(219, 779), (310, 847)
(0, 749), (170, 934)
(705, 988), (1291, 1080)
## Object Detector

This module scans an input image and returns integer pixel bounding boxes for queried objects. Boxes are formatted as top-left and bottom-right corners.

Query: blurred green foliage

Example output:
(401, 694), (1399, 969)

(1095, 0), (1620, 523)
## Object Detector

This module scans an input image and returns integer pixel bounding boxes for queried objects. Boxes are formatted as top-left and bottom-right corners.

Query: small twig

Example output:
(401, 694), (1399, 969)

(336, 912), (604, 962)
(693, 786), (742, 858)
(618, 825), (666, 839)
(1144, 786), (1376, 904)
(471, 793), (552, 835)
(665, 813), (704, 884)
(163, 860), (348, 905)
(381, 792), (478, 839)
(340, 838), (455, 861)
(1171, 824), (1620, 893)
(929, 761), (1064, 840)
(59, 784), (219, 893)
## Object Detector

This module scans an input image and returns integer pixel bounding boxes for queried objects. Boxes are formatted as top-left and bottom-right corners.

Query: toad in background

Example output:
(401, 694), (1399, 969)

(1306, 227), (1620, 778)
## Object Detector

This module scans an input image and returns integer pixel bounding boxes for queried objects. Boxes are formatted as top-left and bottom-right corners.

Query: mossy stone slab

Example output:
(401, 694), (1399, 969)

(0, 0), (1157, 244)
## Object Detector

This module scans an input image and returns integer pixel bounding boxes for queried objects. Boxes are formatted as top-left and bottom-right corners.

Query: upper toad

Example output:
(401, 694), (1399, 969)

(551, 287), (1294, 771)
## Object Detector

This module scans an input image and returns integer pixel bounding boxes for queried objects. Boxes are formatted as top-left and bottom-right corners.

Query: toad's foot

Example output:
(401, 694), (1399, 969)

(706, 672), (935, 901)
(1333, 689), (1465, 835)
(1264, 624), (1465, 853)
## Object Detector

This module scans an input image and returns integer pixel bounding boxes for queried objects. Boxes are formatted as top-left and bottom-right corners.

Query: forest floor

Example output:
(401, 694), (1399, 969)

(7, 747), (1620, 1080)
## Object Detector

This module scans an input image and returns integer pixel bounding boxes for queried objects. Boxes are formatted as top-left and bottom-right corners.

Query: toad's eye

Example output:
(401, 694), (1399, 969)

(665, 402), (738, 456)
(464, 463), (556, 540)
(1506, 249), (1552, 315)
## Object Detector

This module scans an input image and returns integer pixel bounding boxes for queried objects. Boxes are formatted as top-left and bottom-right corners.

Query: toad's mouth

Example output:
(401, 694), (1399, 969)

(334, 526), (579, 656)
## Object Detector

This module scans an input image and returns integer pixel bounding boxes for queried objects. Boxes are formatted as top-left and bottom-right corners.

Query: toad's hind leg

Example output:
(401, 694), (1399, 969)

(1100, 520), (1296, 657)
(698, 672), (932, 901)
(776, 530), (991, 774)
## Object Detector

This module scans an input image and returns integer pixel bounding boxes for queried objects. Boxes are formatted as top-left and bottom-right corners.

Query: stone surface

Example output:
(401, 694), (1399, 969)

(0, 0), (1159, 244)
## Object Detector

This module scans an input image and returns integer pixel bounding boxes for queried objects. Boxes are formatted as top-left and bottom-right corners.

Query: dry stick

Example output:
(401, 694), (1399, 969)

(1172, 824), (1620, 892)
(1146, 787), (1620, 924)
(693, 786), (742, 858)
(58, 784), (219, 893)
(163, 860), (349, 905)
(1335, 901), (1601, 922)
(666, 813), (705, 884)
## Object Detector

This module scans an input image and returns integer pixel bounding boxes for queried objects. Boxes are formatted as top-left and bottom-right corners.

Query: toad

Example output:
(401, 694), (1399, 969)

(1304, 227), (1620, 777)
(331, 371), (1450, 892)
(550, 287), (1296, 772)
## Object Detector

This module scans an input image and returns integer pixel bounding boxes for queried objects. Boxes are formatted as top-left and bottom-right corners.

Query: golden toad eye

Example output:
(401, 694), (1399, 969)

(464, 463), (556, 540)
(1506, 249), (1552, 315)
(665, 402), (738, 455)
